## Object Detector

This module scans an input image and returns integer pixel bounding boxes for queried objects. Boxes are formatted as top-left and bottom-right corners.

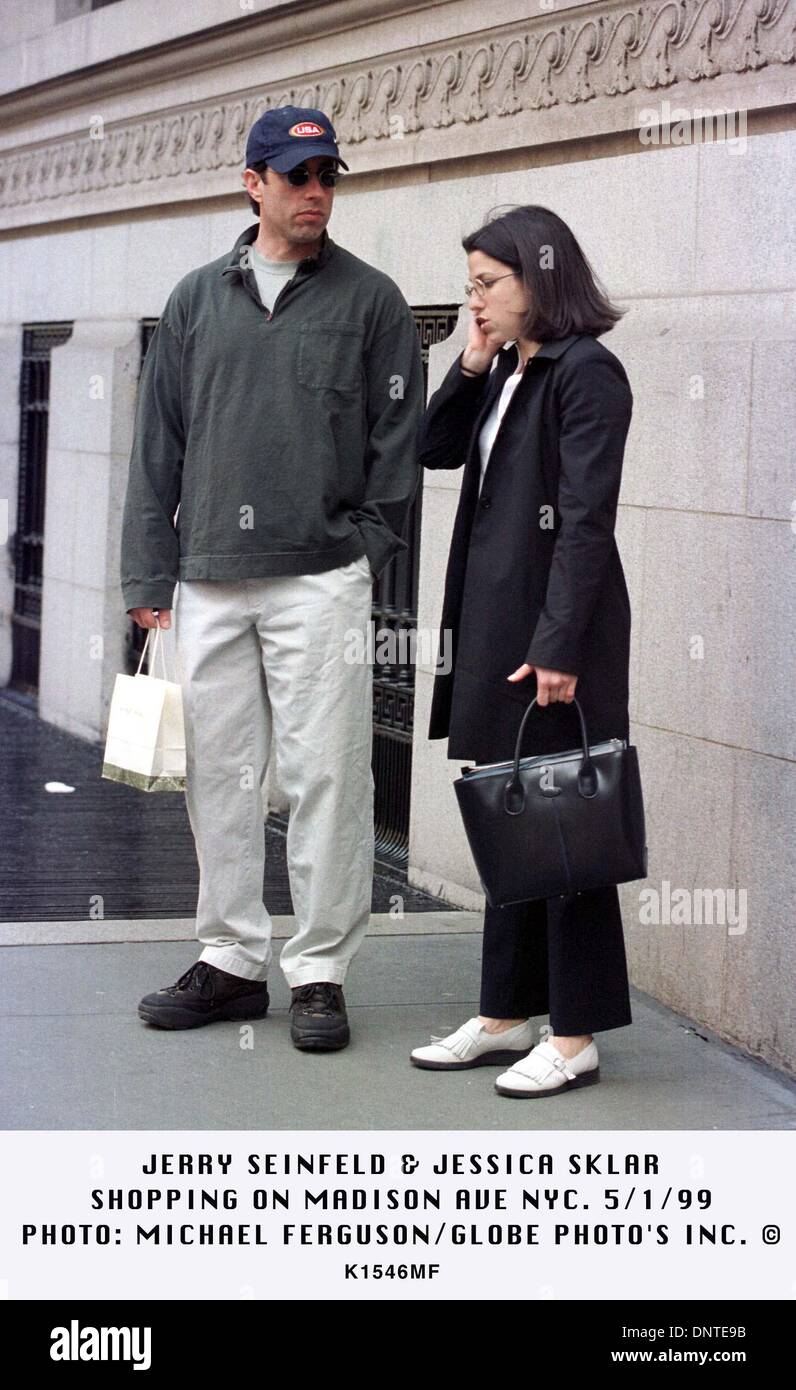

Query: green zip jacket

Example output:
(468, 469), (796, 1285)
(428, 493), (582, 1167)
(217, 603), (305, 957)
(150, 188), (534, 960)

(120, 222), (425, 611)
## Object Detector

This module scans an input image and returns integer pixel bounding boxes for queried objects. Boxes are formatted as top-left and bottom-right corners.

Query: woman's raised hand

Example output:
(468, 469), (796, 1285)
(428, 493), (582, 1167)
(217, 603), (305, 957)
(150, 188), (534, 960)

(461, 312), (507, 376)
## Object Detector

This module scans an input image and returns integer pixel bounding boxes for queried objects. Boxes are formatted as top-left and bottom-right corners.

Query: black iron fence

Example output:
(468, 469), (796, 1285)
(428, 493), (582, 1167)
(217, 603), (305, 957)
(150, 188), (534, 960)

(370, 306), (459, 862)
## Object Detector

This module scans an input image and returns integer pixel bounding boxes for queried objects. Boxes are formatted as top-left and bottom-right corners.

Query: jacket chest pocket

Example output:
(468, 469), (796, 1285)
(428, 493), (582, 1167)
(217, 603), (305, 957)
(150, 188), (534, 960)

(298, 322), (364, 392)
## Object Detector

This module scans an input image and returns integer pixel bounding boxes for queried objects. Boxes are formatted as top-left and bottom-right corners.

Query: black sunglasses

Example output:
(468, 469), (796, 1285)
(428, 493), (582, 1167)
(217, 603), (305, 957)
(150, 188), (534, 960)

(284, 163), (342, 188)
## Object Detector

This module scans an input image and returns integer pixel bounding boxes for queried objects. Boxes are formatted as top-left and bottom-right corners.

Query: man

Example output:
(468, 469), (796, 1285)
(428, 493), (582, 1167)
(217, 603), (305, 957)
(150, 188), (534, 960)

(122, 106), (424, 1050)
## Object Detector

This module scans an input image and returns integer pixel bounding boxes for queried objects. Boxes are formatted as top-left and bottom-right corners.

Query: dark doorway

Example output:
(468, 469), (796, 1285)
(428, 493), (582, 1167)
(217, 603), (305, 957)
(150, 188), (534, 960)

(9, 323), (74, 699)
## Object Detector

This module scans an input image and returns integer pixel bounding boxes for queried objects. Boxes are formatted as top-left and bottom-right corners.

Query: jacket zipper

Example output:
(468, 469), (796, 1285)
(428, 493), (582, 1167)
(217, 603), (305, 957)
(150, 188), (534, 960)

(265, 262), (315, 321)
(266, 280), (294, 321)
(238, 265), (301, 322)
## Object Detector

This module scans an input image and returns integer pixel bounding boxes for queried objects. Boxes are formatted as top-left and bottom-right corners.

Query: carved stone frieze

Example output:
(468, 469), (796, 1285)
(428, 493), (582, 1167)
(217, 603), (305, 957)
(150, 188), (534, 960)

(1, 0), (793, 212)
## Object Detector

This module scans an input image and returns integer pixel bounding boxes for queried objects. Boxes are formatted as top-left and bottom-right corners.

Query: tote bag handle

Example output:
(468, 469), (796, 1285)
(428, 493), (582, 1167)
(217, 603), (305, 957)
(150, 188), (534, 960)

(134, 625), (170, 682)
(505, 695), (597, 812)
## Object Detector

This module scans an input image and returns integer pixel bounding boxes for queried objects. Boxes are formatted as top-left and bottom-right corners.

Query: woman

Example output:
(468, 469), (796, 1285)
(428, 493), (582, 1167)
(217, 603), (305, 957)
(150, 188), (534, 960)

(411, 205), (635, 1098)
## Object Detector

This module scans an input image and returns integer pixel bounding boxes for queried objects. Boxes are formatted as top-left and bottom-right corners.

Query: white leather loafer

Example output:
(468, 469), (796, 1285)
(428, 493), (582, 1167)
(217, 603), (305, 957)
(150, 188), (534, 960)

(410, 1017), (534, 1070)
(495, 1039), (600, 1097)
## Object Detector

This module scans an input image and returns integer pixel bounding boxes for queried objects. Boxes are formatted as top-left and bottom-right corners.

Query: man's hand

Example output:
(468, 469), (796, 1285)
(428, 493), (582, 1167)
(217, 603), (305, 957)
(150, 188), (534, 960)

(128, 608), (172, 630)
(507, 663), (577, 705)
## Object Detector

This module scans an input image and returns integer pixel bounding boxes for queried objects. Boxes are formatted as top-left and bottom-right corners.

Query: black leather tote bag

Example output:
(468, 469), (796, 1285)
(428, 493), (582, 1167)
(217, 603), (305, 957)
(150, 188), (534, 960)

(453, 696), (648, 907)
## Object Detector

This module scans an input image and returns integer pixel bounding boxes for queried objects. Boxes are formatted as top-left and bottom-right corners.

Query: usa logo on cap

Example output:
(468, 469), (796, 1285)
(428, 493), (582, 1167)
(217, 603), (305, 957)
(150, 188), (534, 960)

(289, 122), (326, 137)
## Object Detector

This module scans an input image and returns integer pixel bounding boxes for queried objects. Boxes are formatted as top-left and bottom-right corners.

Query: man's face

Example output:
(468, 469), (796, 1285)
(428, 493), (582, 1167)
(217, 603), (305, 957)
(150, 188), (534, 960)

(243, 155), (338, 245)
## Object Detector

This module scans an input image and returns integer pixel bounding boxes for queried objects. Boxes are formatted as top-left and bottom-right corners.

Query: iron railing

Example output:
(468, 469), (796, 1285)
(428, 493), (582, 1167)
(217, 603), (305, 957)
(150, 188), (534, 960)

(370, 306), (459, 862)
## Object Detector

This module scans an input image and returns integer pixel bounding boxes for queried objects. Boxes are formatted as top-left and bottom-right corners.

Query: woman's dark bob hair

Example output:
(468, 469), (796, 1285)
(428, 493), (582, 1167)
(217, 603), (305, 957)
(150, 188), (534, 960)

(462, 204), (625, 341)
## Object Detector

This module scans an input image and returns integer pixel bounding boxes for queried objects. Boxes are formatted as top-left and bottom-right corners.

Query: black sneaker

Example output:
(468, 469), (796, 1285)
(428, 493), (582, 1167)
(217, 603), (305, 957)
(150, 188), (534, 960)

(290, 982), (350, 1051)
(138, 961), (269, 1030)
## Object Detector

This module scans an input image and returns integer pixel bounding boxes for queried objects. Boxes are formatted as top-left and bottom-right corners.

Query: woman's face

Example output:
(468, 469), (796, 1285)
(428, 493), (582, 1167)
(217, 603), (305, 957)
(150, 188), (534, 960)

(466, 251), (529, 344)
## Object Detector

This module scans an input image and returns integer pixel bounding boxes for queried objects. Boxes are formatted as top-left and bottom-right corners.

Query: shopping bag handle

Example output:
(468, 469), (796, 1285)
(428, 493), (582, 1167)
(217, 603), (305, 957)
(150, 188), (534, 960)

(135, 625), (169, 681)
(505, 695), (597, 813)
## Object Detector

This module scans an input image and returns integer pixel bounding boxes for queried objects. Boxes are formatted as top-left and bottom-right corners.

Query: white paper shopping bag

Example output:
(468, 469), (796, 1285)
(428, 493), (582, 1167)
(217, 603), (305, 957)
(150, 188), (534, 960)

(102, 626), (186, 792)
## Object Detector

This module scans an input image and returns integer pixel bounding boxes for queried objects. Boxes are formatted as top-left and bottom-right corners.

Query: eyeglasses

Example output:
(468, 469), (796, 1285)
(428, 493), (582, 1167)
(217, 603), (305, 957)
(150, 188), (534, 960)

(283, 163), (342, 188)
(464, 272), (518, 297)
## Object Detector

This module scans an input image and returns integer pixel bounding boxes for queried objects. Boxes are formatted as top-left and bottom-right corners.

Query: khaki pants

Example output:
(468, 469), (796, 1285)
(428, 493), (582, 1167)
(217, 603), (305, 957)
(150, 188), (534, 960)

(173, 556), (374, 988)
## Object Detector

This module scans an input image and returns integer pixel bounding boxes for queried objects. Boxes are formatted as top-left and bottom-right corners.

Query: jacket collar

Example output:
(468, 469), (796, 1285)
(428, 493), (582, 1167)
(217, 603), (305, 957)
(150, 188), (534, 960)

(475, 332), (582, 429)
(500, 333), (582, 369)
(220, 222), (335, 280)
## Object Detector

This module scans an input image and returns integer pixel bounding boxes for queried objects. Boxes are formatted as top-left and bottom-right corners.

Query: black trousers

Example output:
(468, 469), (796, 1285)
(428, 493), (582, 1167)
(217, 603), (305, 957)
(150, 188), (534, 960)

(478, 883), (633, 1035)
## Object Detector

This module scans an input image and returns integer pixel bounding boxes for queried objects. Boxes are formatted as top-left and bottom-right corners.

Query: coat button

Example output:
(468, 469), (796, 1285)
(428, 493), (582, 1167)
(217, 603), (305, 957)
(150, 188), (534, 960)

(480, 495), (492, 509)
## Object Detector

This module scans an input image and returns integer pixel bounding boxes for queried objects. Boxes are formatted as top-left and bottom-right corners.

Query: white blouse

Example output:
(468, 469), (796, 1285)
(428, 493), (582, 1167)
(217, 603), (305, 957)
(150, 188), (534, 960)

(477, 359), (525, 495)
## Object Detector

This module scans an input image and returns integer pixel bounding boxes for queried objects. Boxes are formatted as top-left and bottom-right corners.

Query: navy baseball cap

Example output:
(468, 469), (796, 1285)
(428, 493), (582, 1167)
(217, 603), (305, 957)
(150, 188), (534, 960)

(245, 106), (349, 173)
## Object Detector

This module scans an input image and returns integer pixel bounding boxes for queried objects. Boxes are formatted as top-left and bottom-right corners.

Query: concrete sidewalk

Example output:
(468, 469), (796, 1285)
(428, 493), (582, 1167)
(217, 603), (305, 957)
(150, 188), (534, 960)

(2, 914), (794, 1131)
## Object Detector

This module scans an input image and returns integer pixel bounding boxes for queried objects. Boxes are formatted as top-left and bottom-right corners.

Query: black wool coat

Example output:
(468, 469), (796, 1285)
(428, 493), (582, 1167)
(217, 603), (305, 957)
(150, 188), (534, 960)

(418, 332), (634, 763)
